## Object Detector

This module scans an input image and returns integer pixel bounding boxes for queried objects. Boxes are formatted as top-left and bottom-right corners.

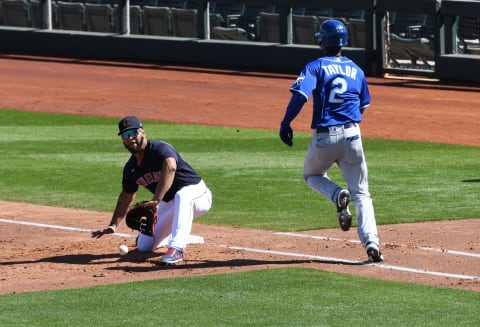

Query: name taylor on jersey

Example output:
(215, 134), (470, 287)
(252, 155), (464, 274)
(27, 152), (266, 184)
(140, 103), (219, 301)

(322, 63), (358, 79)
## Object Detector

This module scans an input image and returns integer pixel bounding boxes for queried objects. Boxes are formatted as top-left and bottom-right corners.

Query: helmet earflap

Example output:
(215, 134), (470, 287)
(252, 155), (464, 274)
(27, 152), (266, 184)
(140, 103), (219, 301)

(315, 19), (348, 49)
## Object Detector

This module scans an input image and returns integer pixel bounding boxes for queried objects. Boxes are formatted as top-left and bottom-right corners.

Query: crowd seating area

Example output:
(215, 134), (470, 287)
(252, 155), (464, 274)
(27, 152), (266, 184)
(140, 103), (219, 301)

(0, 0), (369, 45)
(0, 0), (479, 58)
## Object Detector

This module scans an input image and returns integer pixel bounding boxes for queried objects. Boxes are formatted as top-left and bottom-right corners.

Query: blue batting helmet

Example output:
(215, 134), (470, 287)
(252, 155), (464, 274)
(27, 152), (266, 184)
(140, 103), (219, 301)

(315, 19), (348, 48)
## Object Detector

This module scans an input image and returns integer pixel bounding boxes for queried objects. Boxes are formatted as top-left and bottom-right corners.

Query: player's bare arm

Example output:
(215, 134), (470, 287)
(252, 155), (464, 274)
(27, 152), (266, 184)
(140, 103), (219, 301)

(91, 191), (136, 238)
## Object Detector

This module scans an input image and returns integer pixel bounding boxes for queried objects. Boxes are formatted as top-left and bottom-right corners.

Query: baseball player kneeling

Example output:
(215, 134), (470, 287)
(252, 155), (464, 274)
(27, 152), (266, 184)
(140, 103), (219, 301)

(92, 116), (212, 264)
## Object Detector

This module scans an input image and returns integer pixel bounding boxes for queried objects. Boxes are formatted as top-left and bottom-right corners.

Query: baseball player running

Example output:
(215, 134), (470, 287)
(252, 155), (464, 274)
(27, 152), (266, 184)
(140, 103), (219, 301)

(92, 116), (212, 264)
(279, 20), (383, 262)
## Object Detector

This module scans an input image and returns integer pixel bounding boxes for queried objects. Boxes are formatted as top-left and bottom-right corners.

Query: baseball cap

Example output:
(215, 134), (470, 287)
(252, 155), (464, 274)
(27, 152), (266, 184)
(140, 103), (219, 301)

(118, 116), (144, 135)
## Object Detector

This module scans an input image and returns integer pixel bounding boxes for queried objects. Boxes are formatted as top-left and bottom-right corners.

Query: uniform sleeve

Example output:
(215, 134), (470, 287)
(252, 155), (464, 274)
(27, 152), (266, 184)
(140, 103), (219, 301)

(359, 77), (371, 113)
(122, 162), (139, 194)
(281, 92), (307, 125)
(289, 63), (319, 101)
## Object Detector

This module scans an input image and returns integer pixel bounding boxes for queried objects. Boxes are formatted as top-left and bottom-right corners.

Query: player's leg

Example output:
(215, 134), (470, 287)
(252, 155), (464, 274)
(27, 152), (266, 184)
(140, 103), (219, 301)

(303, 132), (340, 201)
(338, 130), (382, 261)
(168, 180), (212, 251)
(136, 201), (174, 252)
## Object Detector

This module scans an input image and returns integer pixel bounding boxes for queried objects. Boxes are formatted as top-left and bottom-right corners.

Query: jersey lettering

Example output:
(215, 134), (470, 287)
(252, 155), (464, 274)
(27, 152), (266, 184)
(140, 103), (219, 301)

(137, 171), (162, 187)
(328, 77), (348, 103)
(322, 64), (357, 80)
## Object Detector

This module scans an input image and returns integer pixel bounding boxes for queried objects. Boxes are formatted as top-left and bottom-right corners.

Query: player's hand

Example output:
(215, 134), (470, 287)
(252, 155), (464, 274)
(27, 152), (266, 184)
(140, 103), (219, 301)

(139, 200), (159, 209)
(279, 123), (293, 146)
(91, 225), (116, 238)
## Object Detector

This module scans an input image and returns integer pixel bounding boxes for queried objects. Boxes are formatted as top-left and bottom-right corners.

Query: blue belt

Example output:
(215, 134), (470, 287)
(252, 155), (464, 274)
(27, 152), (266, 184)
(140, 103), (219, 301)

(316, 123), (354, 133)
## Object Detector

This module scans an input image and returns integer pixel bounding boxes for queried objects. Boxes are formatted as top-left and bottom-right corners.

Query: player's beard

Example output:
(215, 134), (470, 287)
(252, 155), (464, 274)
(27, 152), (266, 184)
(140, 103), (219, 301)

(125, 136), (144, 154)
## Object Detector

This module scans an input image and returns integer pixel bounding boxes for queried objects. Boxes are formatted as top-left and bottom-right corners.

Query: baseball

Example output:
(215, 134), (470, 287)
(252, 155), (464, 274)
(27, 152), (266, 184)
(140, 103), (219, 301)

(118, 244), (129, 255)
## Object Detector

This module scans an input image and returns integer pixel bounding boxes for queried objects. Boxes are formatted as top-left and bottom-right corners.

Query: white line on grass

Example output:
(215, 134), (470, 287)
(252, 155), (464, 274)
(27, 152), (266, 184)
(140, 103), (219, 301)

(1, 218), (478, 280)
(275, 232), (480, 259)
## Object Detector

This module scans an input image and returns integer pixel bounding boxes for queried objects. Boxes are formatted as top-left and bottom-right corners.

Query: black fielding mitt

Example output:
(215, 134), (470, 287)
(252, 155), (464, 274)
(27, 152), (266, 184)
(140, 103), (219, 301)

(125, 204), (157, 237)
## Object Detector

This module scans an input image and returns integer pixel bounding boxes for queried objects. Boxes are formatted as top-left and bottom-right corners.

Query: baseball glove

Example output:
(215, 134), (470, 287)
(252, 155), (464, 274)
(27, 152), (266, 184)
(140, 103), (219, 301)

(125, 203), (157, 237)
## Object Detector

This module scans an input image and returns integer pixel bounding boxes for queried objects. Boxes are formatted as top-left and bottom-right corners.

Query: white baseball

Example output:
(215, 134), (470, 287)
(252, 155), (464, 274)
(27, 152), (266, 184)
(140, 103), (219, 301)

(118, 244), (129, 255)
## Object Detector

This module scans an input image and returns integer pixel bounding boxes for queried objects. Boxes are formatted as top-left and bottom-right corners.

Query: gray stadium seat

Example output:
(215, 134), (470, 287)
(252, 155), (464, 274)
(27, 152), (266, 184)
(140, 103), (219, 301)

(29, 0), (42, 28)
(143, 5), (170, 36)
(85, 3), (116, 33)
(56, 1), (85, 31)
(292, 14), (318, 45)
(211, 26), (249, 41)
(171, 7), (196, 37)
(0, 0), (30, 27)
(256, 12), (279, 42)
(348, 18), (366, 48)
(129, 5), (143, 34)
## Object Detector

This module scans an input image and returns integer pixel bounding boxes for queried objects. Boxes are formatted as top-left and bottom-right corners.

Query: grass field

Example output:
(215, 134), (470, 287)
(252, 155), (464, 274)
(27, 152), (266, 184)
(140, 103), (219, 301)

(1, 109), (479, 326)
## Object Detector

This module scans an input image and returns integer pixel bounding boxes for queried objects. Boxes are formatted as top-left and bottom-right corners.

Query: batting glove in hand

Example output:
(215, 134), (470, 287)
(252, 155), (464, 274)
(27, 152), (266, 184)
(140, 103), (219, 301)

(279, 123), (293, 146)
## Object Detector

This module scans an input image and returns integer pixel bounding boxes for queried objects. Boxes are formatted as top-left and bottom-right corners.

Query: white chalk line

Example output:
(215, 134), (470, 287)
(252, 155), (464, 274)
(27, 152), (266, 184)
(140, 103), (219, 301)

(276, 232), (480, 259)
(1, 218), (478, 281)
(217, 244), (480, 281)
(0, 218), (204, 245)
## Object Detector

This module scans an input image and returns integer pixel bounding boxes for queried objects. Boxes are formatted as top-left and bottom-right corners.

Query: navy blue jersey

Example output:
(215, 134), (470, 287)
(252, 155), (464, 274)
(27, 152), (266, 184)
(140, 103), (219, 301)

(290, 56), (370, 128)
(122, 141), (201, 202)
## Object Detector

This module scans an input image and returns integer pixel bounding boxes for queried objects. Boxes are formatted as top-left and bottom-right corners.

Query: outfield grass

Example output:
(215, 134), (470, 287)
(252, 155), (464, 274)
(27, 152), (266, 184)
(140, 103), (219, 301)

(1, 109), (479, 326)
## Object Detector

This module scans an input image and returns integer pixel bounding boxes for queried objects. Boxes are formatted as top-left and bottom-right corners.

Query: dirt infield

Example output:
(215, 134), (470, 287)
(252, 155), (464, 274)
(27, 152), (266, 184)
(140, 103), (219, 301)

(0, 55), (479, 294)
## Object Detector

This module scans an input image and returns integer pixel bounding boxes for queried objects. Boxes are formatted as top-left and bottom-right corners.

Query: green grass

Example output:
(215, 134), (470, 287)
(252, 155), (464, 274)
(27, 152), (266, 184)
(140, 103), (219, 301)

(1, 109), (479, 326)
(1, 268), (479, 326)
(1, 109), (478, 230)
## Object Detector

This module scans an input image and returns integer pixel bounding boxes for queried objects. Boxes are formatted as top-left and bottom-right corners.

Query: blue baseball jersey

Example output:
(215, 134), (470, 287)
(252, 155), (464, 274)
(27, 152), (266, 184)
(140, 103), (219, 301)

(122, 140), (201, 202)
(290, 56), (370, 128)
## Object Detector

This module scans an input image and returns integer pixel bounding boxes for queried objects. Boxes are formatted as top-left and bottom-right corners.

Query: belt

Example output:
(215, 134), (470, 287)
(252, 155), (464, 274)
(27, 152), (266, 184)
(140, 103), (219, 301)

(316, 123), (354, 133)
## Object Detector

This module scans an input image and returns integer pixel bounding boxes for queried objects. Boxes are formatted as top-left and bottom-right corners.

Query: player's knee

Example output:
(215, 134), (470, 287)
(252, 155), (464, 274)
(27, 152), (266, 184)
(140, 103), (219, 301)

(136, 234), (154, 252)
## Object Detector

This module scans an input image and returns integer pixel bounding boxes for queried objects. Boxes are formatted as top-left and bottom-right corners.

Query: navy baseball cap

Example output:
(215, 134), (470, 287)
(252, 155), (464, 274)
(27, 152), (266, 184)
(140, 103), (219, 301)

(118, 116), (144, 135)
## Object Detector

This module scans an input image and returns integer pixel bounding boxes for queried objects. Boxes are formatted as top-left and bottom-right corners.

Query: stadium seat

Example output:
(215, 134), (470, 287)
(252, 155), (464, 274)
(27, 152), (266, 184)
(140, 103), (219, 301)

(56, 1), (85, 31)
(211, 26), (249, 41)
(143, 5), (170, 36)
(29, 0), (42, 28)
(129, 5), (143, 34)
(256, 12), (279, 42)
(85, 3), (116, 33)
(348, 18), (366, 48)
(170, 7), (196, 37)
(0, 0), (30, 27)
(292, 14), (318, 45)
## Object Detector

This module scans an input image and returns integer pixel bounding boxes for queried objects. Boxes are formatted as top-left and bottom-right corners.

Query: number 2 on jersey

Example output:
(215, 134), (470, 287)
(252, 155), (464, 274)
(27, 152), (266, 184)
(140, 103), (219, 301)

(328, 77), (347, 103)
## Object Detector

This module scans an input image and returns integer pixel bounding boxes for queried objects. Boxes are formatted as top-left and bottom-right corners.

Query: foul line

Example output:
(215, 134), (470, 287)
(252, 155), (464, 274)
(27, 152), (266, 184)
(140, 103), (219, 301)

(217, 244), (480, 281)
(276, 232), (480, 259)
(0, 218), (204, 245)
(1, 218), (478, 281)
(0, 218), (134, 237)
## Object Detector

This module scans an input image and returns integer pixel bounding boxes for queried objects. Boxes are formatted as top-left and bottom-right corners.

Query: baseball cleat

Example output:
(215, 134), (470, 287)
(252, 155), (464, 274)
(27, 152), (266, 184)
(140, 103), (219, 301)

(160, 247), (184, 265)
(336, 189), (352, 231)
(366, 242), (384, 263)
